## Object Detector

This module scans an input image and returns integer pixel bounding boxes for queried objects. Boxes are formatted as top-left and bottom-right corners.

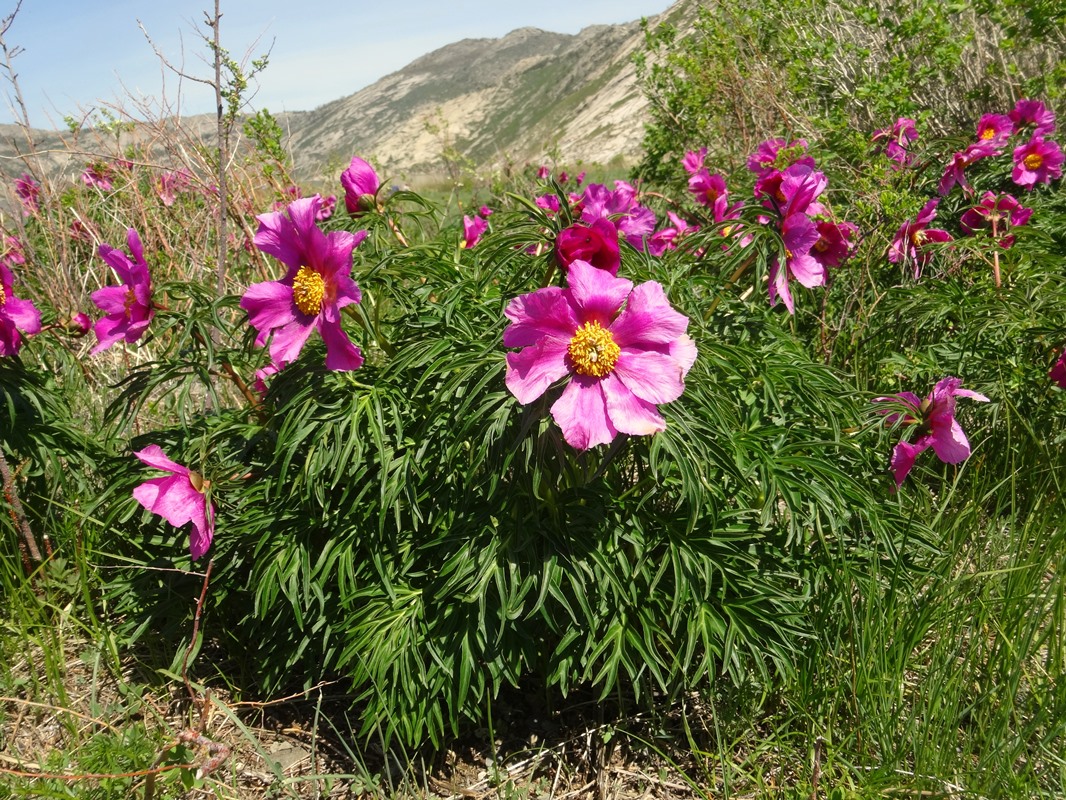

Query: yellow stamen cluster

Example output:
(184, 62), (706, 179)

(0, 284), (6, 307)
(1024, 152), (1044, 170)
(980, 127), (995, 140)
(567, 321), (620, 378)
(911, 230), (927, 246)
(292, 266), (326, 317)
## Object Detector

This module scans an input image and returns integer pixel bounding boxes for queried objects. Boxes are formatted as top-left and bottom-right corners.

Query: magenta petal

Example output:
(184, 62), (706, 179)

(789, 252), (826, 288)
(613, 349), (686, 404)
(133, 475), (198, 529)
(333, 275), (362, 310)
(601, 373), (666, 436)
(505, 338), (571, 404)
(188, 501), (214, 560)
(91, 315), (128, 354)
(268, 319), (316, 366)
(134, 445), (190, 475)
(503, 287), (576, 348)
(930, 418), (972, 464)
(319, 315), (364, 372)
(3, 297), (41, 334)
(609, 281), (689, 348)
(241, 280), (298, 346)
(550, 376), (616, 450)
(890, 437), (931, 489)
(565, 260), (632, 324)
(91, 285), (130, 315)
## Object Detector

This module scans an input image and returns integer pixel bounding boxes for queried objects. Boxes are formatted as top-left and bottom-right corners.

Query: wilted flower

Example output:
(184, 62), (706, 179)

(157, 168), (192, 206)
(1050, 349), (1066, 389)
(938, 140), (999, 196)
(0, 261), (41, 357)
(876, 377), (989, 489)
(1011, 136), (1064, 188)
(461, 214), (488, 249)
(132, 445), (214, 560)
(503, 259), (696, 450)
(1009, 99), (1056, 137)
(91, 228), (154, 354)
(554, 218), (620, 275)
(873, 117), (918, 167)
(960, 191), (1032, 248)
(341, 156), (381, 215)
(241, 195), (366, 371)
(14, 173), (40, 216)
(747, 138), (815, 178)
(888, 199), (952, 278)
(81, 163), (114, 191)
(315, 195), (337, 222)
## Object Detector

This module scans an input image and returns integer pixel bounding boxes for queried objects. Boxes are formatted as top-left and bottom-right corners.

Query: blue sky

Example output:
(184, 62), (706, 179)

(0, 0), (673, 127)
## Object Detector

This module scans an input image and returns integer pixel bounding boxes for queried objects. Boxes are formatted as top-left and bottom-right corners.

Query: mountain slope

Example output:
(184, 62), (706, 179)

(283, 9), (674, 178)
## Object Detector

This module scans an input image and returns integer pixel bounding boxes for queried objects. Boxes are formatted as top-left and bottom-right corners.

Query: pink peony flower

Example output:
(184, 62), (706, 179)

(876, 377), (989, 489)
(1011, 136), (1064, 188)
(554, 218), (621, 275)
(340, 156), (381, 215)
(888, 199), (952, 278)
(873, 117), (918, 167)
(536, 165), (550, 179)
(478, 205), (494, 218)
(811, 220), (857, 269)
(959, 191), (1032, 248)
(975, 114), (1013, 148)
(1009, 99), (1056, 137)
(1050, 349), (1066, 389)
(14, 173), (40, 216)
(461, 214), (488, 249)
(503, 259), (696, 450)
(240, 195), (366, 371)
(687, 170), (729, 213)
(91, 228), (154, 354)
(0, 261), (42, 356)
(132, 445), (214, 560)
(682, 147), (708, 175)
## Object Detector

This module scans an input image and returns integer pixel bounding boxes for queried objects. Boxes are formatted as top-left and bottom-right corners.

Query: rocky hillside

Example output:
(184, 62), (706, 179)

(282, 5), (683, 179)
(0, 3), (688, 186)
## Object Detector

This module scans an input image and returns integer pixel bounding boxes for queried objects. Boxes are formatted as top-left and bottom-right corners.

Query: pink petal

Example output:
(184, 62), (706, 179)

(609, 281), (689, 348)
(566, 260), (632, 324)
(2, 296), (41, 334)
(319, 314), (364, 371)
(601, 373), (666, 436)
(890, 437), (931, 489)
(268, 318), (316, 366)
(134, 445), (190, 475)
(613, 349), (686, 404)
(505, 338), (571, 404)
(91, 285), (130, 315)
(188, 501), (214, 560)
(550, 375), (616, 450)
(503, 287), (576, 348)
(91, 315), (129, 354)
(789, 252), (826, 288)
(930, 418), (971, 464)
(240, 280), (299, 346)
(133, 474), (199, 529)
